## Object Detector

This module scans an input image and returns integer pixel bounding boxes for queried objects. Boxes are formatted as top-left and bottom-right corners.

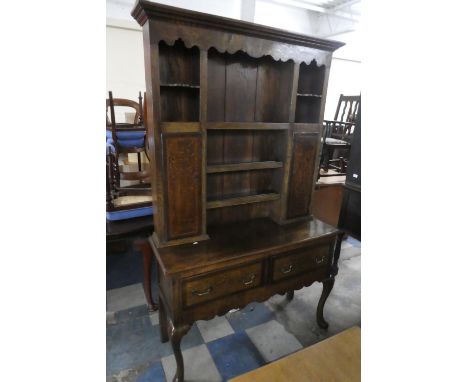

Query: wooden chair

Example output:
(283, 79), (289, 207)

(106, 91), (148, 173)
(106, 91), (152, 221)
(320, 94), (361, 177)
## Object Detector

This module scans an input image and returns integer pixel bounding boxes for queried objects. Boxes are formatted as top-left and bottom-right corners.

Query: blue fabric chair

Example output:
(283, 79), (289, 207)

(106, 91), (151, 222)
(106, 130), (146, 149)
(106, 205), (153, 221)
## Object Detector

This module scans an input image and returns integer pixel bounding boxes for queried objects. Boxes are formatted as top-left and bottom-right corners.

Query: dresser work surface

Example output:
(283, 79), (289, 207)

(150, 218), (343, 382)
(153, 218), (338, 276)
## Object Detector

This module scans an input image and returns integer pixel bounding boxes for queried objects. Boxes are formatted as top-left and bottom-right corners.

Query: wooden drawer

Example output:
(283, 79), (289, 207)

(183, 262), (262, 307)
(272, 243), (330, 282)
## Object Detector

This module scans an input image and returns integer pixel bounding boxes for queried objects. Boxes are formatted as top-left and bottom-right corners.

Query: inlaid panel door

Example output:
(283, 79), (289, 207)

(286, 132), (319, 219)
(163, 132), (203, 240)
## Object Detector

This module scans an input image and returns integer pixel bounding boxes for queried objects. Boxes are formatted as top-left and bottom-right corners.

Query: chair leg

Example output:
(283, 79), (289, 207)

(323, 146), (330, 173)
(339, 157), (345, 174)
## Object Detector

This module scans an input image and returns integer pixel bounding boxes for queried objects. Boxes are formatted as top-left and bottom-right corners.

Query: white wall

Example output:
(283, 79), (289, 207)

(107, 0), (242, 21)
(254, 0), (315, 35)
(325, 58), (361, 119)
(146, 0), (242, 19)
(324, 30), (361, 119)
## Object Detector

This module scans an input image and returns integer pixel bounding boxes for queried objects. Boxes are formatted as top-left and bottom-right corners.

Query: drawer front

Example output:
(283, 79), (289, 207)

(183, 262), (262, 307)
(272, 243), (330, 282)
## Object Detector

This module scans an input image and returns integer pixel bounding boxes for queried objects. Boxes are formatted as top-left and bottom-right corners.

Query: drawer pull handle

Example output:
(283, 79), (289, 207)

(191, 286), (213, 296)
(315, 256), (326, 264)
(242, 274), (256, 285)
(281, 264), (294, 274)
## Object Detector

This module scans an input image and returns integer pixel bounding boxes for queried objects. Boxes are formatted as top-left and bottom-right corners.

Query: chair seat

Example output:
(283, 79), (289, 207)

(106, 205), (153, 221)
(113, 195), (152, 207)
(106, 130), (145, 149)
(323, 137), (350, 146)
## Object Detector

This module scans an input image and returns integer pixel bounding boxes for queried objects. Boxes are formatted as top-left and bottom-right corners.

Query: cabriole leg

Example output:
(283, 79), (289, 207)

(169, 322), (191, 382)
(316, 277), (335, 329)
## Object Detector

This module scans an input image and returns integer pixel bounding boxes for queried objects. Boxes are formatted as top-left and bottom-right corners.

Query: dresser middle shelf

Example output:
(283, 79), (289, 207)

(206, 192), (281, 209)
(207, 161), (283, 174)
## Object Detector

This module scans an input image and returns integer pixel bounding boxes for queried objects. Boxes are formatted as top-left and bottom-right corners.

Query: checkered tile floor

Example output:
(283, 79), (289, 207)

(107, 237), (360, 382)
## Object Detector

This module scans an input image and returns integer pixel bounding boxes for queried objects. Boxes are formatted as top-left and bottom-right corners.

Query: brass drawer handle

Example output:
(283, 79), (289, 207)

(242, 274), (256, 285)
(315, 256), (326, 264)
(281, 264), (294, 274)
(191, 286), (213, 296)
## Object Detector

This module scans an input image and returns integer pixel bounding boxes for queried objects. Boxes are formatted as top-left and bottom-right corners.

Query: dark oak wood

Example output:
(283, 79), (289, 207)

(132, 2), (344, 380)
(206, 193), (280, 209)
(163, 133), (203, 240)
(206, 122), (289, 130)
(271, 243), (330, 282)
(183, 262), (262, 307)
(207, 161), (283, 174)
(287, 132), (319, 219)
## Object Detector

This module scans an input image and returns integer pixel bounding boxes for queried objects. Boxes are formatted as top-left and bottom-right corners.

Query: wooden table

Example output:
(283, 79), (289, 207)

(312, 175), (345, 227)
(106, 215), (158, 312)
(229, 326), (360, 382)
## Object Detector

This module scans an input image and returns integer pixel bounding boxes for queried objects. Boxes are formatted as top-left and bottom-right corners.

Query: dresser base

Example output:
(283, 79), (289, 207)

(150, 218), (343, 382)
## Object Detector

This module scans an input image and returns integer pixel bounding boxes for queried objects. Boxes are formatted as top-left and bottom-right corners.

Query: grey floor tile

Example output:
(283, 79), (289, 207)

(106, 315), (160, 375)
(341, 240), (353, 250)
(149, 311), (159, 326)
(245, 320), (302, 362)
(115, 305), (150, 324)
(107, 283), (147, 313)
(107, 311), (117, 325)
(196, 316), (235, 343)
(340, 245), (361, 261)
(161, 344), (222, 382)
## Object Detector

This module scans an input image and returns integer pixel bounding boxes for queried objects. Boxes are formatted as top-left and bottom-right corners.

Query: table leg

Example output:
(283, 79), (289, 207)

(135, 240), (158, 312)
(169, 321), (191, 382)
(316, 277), (335, 329)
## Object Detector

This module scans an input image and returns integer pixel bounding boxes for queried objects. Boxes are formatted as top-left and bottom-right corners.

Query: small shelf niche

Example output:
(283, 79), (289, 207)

(159, 39), (200, 122)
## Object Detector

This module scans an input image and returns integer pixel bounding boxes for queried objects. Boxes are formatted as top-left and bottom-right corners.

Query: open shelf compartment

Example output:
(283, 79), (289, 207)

(159, 39), (200, 122)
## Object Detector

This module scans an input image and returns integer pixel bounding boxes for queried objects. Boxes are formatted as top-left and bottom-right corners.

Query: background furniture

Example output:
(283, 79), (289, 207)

(229, 326), (361, 382)
(106, 92), (152, 221)
(132, 1), (344, 380)
(320, 94), (361, 176)
(338, 101), (361, 238)
(106, 93), (157, 311)
(312, 176), (345, 227)
(106, 216), (157, 311)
